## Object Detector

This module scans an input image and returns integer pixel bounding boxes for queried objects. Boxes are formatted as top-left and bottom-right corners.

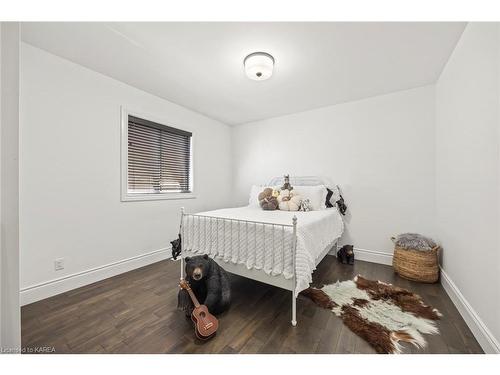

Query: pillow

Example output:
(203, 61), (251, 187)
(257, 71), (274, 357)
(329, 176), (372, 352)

(293, 185), (327, 211)
(249, 185), (262, 206)
(325, 188), (334, 208)
(325, 186), (341, 208)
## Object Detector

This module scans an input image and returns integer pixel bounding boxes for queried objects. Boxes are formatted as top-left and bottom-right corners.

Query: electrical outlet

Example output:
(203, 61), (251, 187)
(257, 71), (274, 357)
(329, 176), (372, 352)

(54, 258), (65, 271)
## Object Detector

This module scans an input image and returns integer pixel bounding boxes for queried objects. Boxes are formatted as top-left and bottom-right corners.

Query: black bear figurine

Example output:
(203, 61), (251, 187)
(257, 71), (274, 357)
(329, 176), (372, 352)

(337, 245), (355, 265)
(178, 255), (231, 317)
(171, 234), (182, 260)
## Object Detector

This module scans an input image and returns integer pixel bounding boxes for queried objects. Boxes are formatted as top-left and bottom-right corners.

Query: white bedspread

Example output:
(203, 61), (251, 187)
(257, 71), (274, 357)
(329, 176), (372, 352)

(182, 206), (344, 296)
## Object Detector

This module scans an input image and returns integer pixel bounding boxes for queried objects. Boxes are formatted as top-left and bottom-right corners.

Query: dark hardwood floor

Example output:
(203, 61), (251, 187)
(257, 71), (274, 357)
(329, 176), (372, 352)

(21, 256), (483, 354)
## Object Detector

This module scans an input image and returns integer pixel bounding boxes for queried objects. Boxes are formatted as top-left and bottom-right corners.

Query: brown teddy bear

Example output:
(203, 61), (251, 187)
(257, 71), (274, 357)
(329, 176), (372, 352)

(258, 188), (279, 210)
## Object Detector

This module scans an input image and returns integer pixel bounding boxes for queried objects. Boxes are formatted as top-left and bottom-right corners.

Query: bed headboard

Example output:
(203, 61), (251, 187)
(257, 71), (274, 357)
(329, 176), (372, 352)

(267, 175), (332, 187)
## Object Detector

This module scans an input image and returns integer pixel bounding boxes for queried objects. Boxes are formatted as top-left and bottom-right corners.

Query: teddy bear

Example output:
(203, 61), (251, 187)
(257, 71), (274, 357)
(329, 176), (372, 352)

(258, 187), (279, 210)
(337, 245), (355, 265)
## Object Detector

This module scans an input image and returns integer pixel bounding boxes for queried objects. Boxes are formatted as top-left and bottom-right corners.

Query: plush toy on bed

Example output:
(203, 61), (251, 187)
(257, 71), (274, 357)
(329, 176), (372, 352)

(281, 174), (294, 191)
(258, 188), (279, 210)
(278, 189), (302, 211)
(299, 198), (313, 212)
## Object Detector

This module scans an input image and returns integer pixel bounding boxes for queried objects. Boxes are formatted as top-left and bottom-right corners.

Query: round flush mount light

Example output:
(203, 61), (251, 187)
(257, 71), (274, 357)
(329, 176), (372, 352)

(244, 52), (275, 81)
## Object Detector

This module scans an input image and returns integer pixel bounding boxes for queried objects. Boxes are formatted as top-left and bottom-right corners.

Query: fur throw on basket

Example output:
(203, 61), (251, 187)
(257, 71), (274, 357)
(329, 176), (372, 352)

(392, 233), (437, 252)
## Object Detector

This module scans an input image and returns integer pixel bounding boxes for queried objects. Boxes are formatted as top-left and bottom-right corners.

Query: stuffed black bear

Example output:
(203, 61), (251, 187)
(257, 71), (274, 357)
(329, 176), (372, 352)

(337, 245), (355, 265)
(177, 255), (231, 316)
(337, 194), (347, 216)
(171, 234), (182, 260)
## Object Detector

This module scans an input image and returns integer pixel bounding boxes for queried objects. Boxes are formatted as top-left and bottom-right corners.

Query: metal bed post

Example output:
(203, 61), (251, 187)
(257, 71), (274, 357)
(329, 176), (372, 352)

(180, 207), (185, 280)
(291, 215), (298, 327)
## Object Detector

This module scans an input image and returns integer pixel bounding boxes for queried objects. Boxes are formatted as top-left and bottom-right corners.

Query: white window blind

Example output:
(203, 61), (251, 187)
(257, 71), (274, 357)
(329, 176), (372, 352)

(127, 115), (192, 194)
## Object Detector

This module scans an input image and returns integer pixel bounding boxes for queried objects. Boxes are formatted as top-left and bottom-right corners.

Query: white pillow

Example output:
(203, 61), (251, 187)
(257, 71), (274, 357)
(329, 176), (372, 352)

(293, 185), (328, 211)
(248, 185), (261, 206)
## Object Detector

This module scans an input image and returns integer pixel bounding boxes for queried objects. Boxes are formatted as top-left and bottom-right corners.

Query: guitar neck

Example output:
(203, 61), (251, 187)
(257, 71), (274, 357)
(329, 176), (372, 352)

(186, 288), (201, 308)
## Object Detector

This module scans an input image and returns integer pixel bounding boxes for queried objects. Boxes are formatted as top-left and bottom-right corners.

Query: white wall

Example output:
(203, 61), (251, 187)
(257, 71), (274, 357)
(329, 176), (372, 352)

(1, 22), (21, 351)
(436, 23), (500, 353)
(232, 86), (436, 261)
(19, 43), (232, 304)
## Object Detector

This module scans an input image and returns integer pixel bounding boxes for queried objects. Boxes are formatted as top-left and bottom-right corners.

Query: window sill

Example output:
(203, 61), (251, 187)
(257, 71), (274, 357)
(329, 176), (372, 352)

(121, 193), (197, 202)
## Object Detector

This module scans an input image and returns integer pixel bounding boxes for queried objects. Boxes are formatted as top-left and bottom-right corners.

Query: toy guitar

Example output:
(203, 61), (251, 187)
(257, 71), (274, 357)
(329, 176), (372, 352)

(179, 279), (219, 340)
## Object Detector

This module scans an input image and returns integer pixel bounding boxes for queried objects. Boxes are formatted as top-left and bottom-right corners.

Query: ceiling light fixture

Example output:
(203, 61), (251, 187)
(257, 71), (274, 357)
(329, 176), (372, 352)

(244, 52), (274, 81)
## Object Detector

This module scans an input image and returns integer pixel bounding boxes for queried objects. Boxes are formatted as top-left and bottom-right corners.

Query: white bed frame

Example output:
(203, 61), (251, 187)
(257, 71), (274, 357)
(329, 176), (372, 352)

(178, 176), (339, 326)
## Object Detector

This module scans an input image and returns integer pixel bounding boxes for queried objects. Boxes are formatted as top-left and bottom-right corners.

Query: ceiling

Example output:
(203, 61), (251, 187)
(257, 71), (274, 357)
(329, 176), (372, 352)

(21, 22), (466, 125)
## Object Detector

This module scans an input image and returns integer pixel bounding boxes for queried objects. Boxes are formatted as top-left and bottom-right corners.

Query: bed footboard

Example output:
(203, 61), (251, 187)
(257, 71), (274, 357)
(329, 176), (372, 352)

(179, 207), (299, 326)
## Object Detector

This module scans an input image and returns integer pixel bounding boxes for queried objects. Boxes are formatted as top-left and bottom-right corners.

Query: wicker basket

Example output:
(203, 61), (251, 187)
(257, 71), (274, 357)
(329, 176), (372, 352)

(391, 237), (440, 283)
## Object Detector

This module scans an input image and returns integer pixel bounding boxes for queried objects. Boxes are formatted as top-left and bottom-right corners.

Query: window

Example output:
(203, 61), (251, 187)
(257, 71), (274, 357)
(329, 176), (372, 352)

(122, 111), (193, 201)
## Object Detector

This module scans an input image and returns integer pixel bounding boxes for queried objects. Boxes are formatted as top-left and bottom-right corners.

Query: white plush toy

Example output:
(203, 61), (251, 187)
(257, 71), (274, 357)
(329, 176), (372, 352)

(277, 189), (302, 211)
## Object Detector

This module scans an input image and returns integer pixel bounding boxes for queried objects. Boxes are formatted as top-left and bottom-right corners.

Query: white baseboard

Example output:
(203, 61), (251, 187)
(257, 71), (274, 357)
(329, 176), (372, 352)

(328, 246), (393, 265)
(353, 247), (393, 265)
(20, 247), (171, 306)
(440, 269), (500, 354)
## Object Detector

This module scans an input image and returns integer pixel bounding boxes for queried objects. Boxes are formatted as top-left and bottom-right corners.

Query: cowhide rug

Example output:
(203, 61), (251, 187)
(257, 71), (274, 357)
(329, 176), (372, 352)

(301, 275), (442, 354)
